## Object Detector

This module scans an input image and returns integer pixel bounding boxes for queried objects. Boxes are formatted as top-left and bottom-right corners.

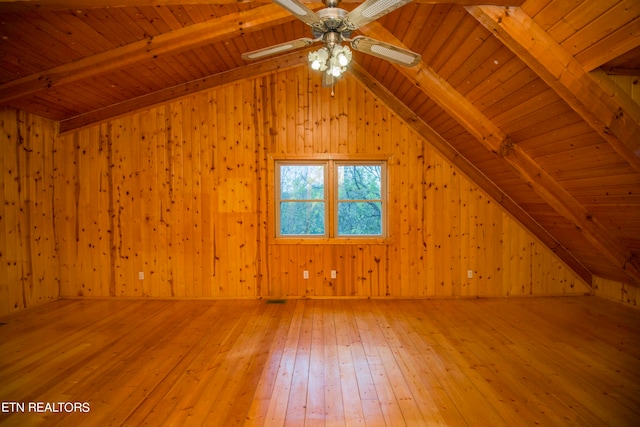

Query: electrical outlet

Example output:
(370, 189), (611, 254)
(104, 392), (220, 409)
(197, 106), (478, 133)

(331, 270), (337, 279)
(467, 270), (473, 279)
(303, 270), (309, 279)
(138, 271), (144, 280)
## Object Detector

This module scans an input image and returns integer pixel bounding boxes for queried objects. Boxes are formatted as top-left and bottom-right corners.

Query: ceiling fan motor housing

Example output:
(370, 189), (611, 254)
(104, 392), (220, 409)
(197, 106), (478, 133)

(313, 7), (352, 40)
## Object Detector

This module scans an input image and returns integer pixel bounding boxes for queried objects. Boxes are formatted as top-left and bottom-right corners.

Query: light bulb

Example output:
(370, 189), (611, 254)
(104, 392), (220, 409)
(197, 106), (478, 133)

(332, 45), (352, 69)
(308, 47), (329, 72)
(328, 56), (342, 77)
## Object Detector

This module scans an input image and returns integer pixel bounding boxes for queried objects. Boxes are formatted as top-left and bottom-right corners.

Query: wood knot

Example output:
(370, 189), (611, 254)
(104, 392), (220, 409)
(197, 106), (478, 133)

(498, 137), (514, 157)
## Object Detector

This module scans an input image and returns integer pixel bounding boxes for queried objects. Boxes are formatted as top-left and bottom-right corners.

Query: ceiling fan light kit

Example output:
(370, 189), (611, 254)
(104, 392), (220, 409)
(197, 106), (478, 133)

(241, 0), (421, 83)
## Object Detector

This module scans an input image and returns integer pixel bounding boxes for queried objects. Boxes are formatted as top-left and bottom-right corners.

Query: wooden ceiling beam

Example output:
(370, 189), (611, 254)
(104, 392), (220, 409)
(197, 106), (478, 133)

(58, 51), (309, 133)
(350, 61), (593, 286)
(360, 22), (640, 286)
(467, 6), (640, 176)
(0, 3), (293, 104)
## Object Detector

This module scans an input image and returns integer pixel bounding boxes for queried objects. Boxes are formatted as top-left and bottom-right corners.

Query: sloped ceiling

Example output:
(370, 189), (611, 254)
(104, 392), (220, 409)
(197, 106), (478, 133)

(1, 0), (639, 288)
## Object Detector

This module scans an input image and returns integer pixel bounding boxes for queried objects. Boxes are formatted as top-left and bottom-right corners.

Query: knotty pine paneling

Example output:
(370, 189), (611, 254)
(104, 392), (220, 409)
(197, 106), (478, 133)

(6, 66), (591, 303)
(0, 108), (59, 316)
(54, 89), (264, 299)
(264, 68), (588, 298)
(611, 75), (640, 104)
(594, 276), (639, 308)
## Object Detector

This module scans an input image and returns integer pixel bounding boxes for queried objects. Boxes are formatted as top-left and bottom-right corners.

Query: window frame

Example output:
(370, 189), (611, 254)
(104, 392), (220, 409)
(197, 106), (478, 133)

(334, 161), (386, 237)
(270, 154), (390, 244)
(275, 160), (329, 238)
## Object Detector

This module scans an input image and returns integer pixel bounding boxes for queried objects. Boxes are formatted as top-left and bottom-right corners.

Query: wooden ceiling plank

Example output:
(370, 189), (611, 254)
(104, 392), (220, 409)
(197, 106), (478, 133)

(0, 1), (526, 12)
(487, 85), (555, 125)
(176, 46), (216, 77)
(527, 132), (603, 159)
(463, 56), (528, 105)
(559, 0), (640, 58)
(437, 23), (490, 81)
(425, 7), (471, 72)
(546, 0), (618, 44)
(133, 6), (177, 34)
(361, 21), (640, 286)
(0, 3), (293, 104)
(58, 51), (308, 133)
(519, 118), (593, 143)
(52, 9), (118, 53)
(562, 173), (640, 190)
(180, 3), (209, 24)
(378, 0), (407, 39)
(472, 67), (539, 114)
(10, 95), (74, 119)
(575, 17), (640, 72)
(543, 155), (633, 177)
(114, 7), (167, 38)
(532, 0), (584, 31)
(79, 8), (145, 45)
(350, 61), (592, 284)
(520, 0), (553, 18)
(508, 105), (582, 142)
(500, 99), (572, 136)
(552, 163), (638, 183)
(447, 35), (504, 92)
(467, 5), (640, 175)
(396, 2), (431, 50)
(147, 4), (186, 30)
(1, 12), (87, 68)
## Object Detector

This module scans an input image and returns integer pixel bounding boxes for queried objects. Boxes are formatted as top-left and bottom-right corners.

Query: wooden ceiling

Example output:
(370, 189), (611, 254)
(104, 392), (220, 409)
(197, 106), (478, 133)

(1, 0), (639, 288)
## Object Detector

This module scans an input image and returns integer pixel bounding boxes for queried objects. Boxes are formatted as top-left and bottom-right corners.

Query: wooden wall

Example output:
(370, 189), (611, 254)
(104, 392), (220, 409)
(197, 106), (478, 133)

(611, 75), (640, 104)
(0, 108), (59, 316)
(1, 66), (591, 313)
(594, 276), (639, 308)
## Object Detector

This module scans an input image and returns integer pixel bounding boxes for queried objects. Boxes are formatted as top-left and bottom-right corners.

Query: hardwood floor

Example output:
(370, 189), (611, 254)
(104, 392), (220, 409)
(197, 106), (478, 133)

(0, 296), (639, 426)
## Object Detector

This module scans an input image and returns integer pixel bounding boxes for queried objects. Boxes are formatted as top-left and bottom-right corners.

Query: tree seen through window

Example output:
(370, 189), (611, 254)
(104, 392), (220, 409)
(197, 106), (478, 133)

(276, 161), (385, 238)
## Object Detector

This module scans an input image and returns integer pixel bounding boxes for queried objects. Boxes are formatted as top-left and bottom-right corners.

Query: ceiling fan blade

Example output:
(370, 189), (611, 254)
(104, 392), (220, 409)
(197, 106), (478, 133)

(350, 36), (421, 67)
(273, 0), (324, 28)
(242, 38), (315, 61)
(341, 0), (413, 31)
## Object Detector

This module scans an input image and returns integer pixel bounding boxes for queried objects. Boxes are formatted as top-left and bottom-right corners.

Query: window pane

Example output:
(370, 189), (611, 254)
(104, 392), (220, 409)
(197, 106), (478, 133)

(280, 202), (325, 235)
(337, 202), (382, 235)
(280, 165), (324, 200)
(338, 165), (381, 200)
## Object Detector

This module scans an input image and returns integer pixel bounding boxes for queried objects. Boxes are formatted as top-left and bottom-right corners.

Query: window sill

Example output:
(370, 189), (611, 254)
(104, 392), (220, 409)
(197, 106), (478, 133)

(271, 237), (392, 245)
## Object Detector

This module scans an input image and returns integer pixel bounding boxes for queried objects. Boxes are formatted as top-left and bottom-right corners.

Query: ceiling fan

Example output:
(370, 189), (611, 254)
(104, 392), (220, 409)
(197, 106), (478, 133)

(241, 0), (421, 81)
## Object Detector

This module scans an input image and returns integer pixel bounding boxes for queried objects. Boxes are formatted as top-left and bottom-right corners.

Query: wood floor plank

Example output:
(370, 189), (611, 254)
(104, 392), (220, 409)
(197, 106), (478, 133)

(284, 299), (314, 426)
(399, 301), (511, 426)
(257, 300), (305, 426)
(322, 301), (345, 426)
(333, 300), (366, 425)
(353, 300), (409, 426)
(305, 301), (327, 426)
(120, 301), (240, 426)
(0, 297), (639, 426)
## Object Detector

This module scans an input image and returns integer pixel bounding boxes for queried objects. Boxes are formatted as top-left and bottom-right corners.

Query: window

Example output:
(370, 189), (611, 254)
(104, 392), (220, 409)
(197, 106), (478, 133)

(337, 164), (383, 236)
(278, 163), (326, 236)
(275, 159), (387, 239)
